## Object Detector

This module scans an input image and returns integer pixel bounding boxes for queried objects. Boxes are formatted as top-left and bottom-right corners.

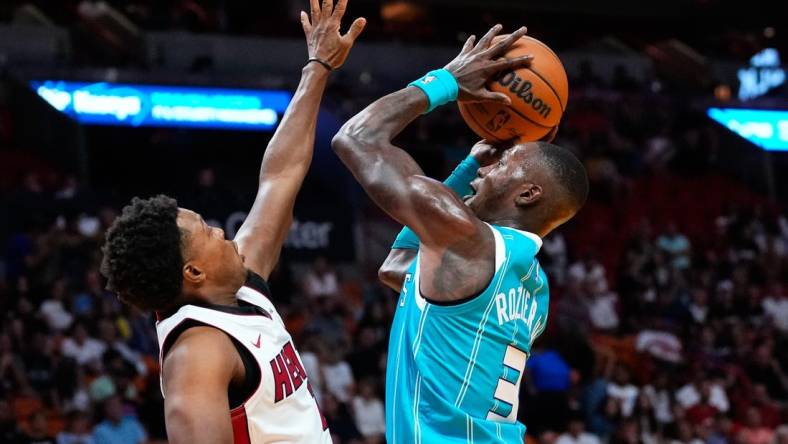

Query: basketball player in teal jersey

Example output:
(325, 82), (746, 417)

(332, 25), (588, 442)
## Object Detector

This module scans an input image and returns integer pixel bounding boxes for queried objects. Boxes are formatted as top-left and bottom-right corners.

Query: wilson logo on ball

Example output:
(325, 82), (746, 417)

(495, 71), (552, 119)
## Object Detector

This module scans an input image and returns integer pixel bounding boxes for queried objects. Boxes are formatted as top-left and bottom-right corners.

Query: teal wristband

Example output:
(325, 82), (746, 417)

(445, 155), (480, 198)
(408, 69), (459, 113)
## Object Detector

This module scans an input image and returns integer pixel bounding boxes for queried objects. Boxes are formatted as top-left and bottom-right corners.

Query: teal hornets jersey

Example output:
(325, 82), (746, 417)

(385, 224), (550, 443)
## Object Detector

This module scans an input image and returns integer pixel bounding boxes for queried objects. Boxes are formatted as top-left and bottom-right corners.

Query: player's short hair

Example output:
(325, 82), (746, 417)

(100, 195), (184, 311)
(536, 142), (589, 212)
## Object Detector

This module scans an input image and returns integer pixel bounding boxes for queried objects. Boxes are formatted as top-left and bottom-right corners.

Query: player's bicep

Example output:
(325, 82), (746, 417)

(163, 327), (238, 444)
(332, 135), (483, 246)
(402, 176), (484, 247)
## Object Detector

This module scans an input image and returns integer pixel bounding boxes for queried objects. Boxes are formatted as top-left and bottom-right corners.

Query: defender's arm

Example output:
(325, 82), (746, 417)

(235, 0), (365, 280)
(162, 327), (241, 444)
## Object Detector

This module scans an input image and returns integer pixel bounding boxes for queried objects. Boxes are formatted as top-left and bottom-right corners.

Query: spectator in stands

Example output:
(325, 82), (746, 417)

(0, 332), (28, 397)
(0, 398), (23, 443)
(23, 410), (55, 444)
(299, 336), (326, 404)
(541, 232), (568, 285)
(745, 341), (788, 400)
(351, 379), (385, 442)
(322, 341), (355, 404)
(92, 396), (145, 444)
(609, 419), (640, 444)
(657, 222), (691, 270)
(607, 365), (639, 418)
(322, 394), (362, 444)
(303, 257), (340, 300)
(774, 426), (788, 444)
(96, 319), (146, 377)
(557, 412), (601, 444)
(56, 410), (94, 444)
(675, 373), (729, 414)
(762, 283), (788, 333)
(642, 373), (674, 427)
(734, 384), (782, 429)
(526, 343), (572, 433)
(684, 381), (719, 426)
(38, 278), (73, 332)
(737, 407), (774, 444)
(60, 322), (105, 371)
(585, 280), (620, 332)
(568, 254), (607, 291)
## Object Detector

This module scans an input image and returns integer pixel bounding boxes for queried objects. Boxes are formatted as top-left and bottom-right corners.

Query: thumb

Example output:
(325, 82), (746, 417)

(344, 17), (367, 42)
(300, 11), (312, 34)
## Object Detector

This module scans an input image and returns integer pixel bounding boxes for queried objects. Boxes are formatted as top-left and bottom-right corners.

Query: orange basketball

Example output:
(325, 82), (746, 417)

(458, 35), (568, 143)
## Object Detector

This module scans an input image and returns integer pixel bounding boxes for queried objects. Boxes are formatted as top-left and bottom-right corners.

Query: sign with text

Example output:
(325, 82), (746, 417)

(707, 108), (788, 151)
(737, 48), (785, 101)
(30, 80), (292, 131)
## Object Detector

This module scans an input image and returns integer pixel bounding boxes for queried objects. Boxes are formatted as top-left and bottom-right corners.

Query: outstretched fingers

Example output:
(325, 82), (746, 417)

(333, 0), (347, 20)
(461, 35), (477, 54)
(485, 26), (527, 57)
(488, 54), (533, 72)
(476, 24), (503, 50)
(309, 0), (320, 24)
(300, 11), (312, 34)
(343, 17), (367, 42)
(321, 0), (334, 20)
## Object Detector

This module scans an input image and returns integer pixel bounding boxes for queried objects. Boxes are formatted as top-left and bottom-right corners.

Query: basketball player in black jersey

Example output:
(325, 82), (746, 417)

(100, 1), (365, 443)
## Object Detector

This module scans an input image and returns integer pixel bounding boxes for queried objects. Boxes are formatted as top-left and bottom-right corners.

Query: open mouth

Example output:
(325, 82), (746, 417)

(464, 182), (478, 201)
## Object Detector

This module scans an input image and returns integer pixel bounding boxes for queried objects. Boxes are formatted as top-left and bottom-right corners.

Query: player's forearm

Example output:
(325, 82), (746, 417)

(258, 64), (330, 181)
(333, 87), (426, 153)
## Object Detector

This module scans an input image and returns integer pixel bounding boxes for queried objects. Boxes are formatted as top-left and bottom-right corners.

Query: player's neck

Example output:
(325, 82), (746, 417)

(184, 285), (239, 307)
(201, 291), (239, 307)
(487, 217), (546, 238)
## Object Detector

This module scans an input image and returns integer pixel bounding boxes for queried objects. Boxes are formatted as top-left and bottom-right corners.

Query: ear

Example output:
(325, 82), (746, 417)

(183, 262), (206, 286)
(515, 183), (542, 208)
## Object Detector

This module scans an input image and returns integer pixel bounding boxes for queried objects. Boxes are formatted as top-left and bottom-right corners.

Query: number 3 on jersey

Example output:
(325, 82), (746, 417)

(486, 345), (527, 422)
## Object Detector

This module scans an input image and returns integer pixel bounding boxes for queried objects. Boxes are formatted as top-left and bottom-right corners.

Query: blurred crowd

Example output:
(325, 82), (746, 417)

(0, 51), (786, 444)
(2, 162), (787, 444)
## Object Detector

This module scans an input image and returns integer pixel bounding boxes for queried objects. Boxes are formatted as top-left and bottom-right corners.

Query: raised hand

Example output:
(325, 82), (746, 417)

(300, 0), (366, 70)
(444, 25), (532, 104)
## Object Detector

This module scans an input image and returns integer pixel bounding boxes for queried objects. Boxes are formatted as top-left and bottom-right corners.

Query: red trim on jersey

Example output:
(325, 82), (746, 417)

(230, 405), (251, 444)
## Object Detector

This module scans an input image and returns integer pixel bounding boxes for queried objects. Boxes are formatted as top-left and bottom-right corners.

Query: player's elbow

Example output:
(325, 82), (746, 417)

(165, 399), (199, 442)
(332, 116), (384, 153)
(166, 398), (232, 444)
(378, 262), (403, 292)
(331, 130), (354, 156)
(378, 249), (415, 292)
